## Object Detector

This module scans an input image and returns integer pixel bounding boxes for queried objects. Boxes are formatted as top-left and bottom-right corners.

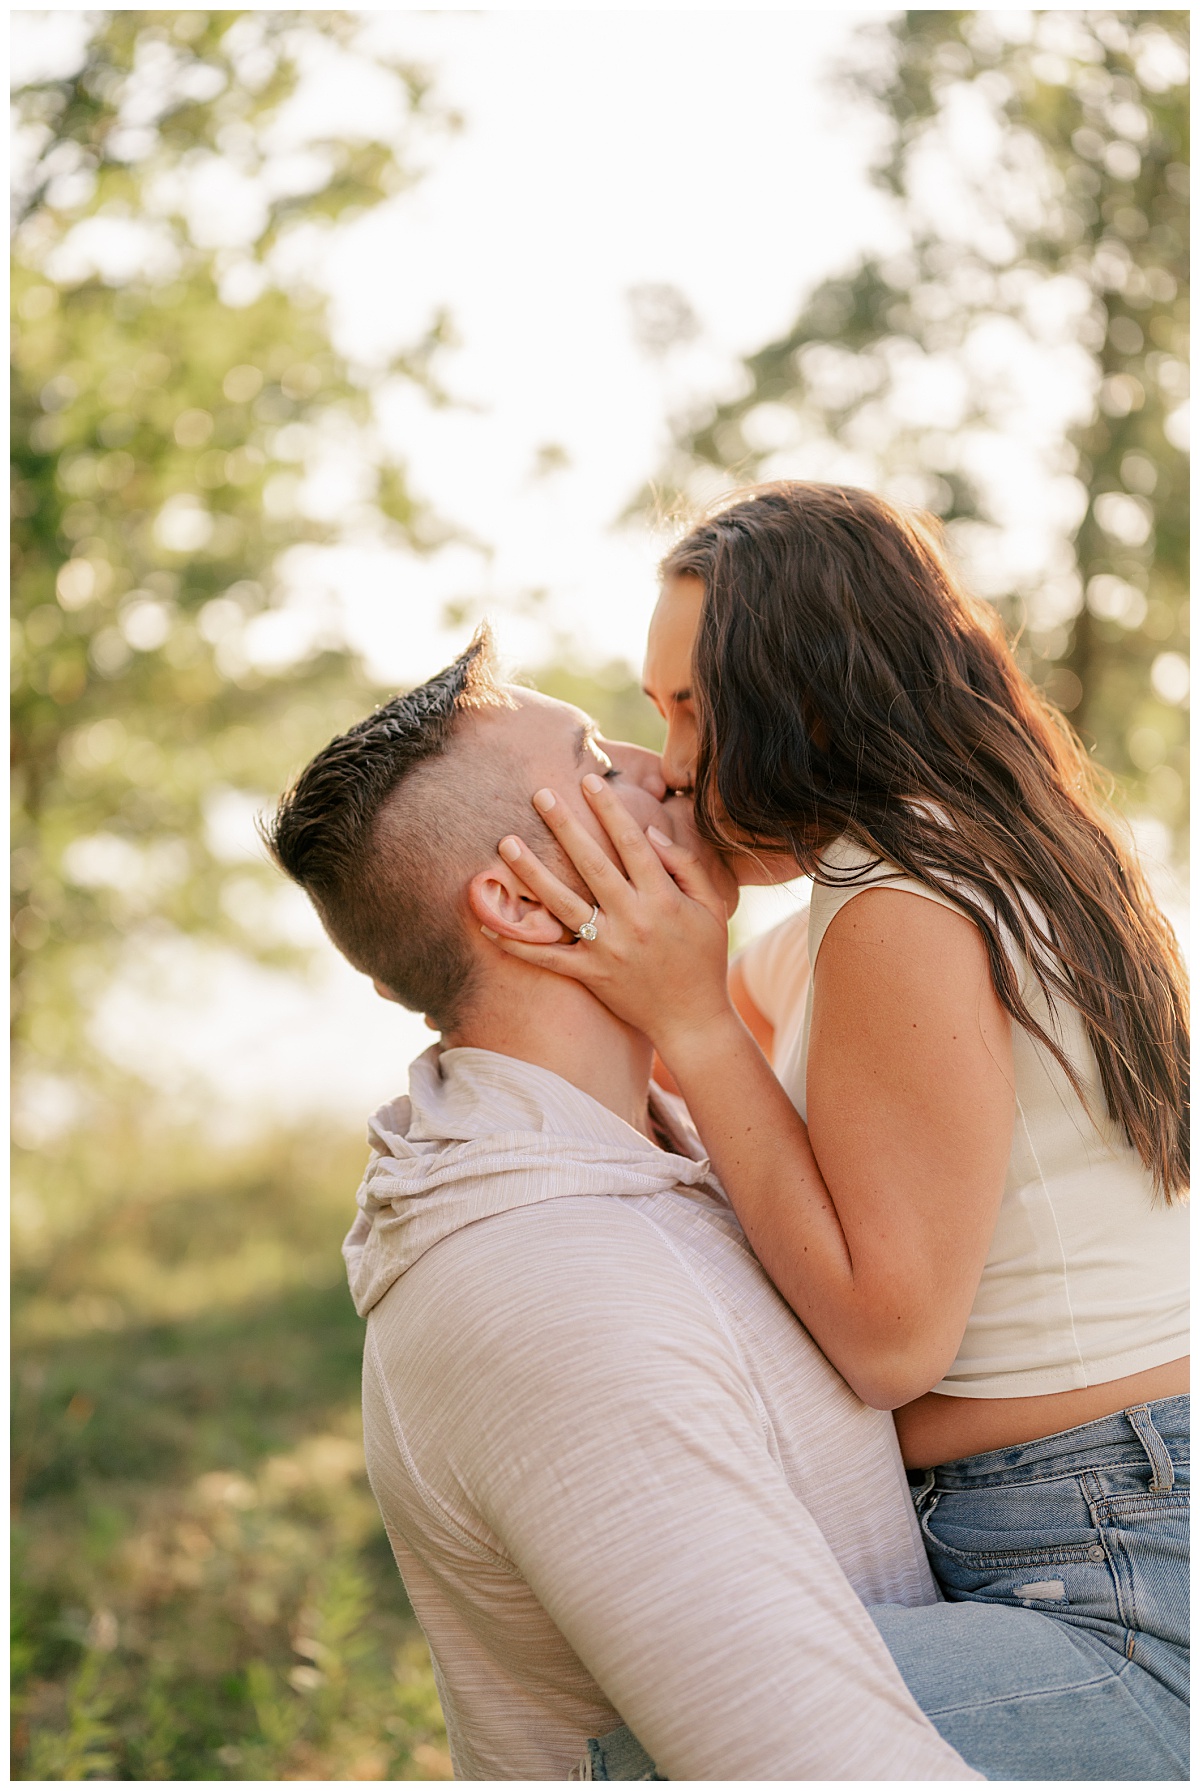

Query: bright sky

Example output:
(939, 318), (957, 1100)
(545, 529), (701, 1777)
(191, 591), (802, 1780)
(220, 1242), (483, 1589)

(14, 10), (1185, 1136)
(18, 9), (894, 1131)
(14, 6), (888, 1131)
(280, 9), (900, 686)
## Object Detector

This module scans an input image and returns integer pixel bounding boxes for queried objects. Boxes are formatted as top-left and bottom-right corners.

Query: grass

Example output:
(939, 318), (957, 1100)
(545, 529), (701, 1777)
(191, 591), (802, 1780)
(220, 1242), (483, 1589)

(11, 1114), (452, 1780)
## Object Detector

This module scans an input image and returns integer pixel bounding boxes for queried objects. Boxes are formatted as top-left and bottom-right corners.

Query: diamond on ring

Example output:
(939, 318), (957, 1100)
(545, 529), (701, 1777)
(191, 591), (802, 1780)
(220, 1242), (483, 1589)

(577, 906), (599, 942)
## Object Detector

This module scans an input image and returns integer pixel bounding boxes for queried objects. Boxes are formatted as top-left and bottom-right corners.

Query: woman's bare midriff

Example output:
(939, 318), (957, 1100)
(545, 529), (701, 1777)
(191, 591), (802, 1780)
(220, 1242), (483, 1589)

(895, 1356), (1190, 1470)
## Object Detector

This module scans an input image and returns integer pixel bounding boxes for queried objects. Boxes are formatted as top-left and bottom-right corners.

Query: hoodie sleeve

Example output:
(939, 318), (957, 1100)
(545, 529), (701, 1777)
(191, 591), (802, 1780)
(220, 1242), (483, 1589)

(367, 1196), (975, 1783)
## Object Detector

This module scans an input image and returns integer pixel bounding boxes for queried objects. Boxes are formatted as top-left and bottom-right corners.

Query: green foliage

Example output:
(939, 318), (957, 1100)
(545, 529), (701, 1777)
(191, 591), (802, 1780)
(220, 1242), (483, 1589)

(651, 10), (1189, 850)
(9, 30), (665, 1764)
(11, 12), (457, 1091)
(24, 1650), (120, 1782)
(11, 1120), (451, 1781)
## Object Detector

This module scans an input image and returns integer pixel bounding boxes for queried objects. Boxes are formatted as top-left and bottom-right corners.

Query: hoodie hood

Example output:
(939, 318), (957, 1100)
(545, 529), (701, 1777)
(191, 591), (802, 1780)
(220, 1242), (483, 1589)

(343, 1044), (724, 1316)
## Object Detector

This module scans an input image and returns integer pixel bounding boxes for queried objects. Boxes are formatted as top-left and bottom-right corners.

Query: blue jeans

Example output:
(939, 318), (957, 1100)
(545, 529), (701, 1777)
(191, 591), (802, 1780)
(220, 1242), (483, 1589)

(871, 1397), (1188, 1780)
(581, 1399), (1189, 1780)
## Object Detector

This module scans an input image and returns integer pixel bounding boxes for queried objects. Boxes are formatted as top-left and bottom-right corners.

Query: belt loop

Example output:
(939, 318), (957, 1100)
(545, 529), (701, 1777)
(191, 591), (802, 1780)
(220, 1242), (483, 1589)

(909, 1468), (937, 1513)
(1125, 1403), (1175, 1493)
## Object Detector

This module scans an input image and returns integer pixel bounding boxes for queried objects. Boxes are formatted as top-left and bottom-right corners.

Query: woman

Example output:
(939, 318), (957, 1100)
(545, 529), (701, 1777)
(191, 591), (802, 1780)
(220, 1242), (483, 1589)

(493, 483), (1189, 1778)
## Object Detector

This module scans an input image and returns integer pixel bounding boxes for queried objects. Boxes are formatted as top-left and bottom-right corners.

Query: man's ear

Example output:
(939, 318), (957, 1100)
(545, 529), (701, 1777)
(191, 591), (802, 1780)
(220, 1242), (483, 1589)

(467, 858), (569, 944)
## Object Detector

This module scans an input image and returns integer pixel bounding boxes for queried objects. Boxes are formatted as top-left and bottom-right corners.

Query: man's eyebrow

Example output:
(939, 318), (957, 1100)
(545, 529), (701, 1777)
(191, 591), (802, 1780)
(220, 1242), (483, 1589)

(573, 721), (600, 761)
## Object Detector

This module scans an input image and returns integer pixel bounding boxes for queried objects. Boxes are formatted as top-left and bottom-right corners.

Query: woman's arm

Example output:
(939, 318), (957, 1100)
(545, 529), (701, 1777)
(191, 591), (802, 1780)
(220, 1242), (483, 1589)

(492, 780), (1014, 1407)
(663, 889), (1014, 1406)
(654, 956), (772, 1096)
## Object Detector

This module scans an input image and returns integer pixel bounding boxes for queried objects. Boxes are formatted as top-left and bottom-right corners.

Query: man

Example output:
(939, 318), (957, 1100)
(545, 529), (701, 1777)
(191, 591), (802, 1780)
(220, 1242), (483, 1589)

(264, 632), (978, 1781)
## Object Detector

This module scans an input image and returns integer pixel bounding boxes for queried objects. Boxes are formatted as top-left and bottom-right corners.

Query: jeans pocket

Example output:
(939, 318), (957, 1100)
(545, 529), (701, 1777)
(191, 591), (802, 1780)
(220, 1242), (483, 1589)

(919, 1489), (1126, 1629)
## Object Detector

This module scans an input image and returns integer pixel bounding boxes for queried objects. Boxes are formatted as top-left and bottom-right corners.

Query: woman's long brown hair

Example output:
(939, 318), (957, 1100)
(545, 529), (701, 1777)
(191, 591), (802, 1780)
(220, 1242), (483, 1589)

(662, 482), (1189, 1200)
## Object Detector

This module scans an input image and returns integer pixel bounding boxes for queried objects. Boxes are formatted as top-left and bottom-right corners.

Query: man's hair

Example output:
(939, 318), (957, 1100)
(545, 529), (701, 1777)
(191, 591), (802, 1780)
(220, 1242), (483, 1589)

(263, 628), (545, 1031)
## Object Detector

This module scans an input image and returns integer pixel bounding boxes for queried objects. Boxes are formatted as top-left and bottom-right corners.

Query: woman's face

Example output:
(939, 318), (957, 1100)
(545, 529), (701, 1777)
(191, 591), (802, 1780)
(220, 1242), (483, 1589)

(642, 573), (703, 793)
(643, 573), (800, 888)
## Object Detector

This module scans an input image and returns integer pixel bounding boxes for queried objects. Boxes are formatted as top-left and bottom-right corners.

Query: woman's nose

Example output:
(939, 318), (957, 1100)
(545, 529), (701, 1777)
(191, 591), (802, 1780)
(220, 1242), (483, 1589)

(660, 718), (697, 795)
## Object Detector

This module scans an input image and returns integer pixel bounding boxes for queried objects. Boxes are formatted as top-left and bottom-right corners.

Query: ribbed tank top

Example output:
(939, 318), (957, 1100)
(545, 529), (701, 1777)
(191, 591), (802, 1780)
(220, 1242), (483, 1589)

(775, 835), (1189, 1399)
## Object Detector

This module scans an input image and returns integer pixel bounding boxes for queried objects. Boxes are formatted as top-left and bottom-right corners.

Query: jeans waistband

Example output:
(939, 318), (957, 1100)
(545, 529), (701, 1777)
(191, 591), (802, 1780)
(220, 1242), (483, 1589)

(923, 1395), (1189, 1489)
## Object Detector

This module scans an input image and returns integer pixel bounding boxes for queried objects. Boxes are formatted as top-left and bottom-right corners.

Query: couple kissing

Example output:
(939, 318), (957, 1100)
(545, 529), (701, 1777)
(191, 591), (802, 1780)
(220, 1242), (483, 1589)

(264, 482), (1189, 1781)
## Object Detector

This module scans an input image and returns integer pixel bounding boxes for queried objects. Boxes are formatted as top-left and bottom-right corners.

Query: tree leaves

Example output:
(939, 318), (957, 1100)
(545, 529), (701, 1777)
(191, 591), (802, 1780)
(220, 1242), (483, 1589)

(650, 10), (1189, 854)
(11, 13), (456, 1100)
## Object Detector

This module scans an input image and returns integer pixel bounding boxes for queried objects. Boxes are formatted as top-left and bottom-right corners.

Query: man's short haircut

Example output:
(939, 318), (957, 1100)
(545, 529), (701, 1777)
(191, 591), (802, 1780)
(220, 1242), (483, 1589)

(264, 628), (539, 1031)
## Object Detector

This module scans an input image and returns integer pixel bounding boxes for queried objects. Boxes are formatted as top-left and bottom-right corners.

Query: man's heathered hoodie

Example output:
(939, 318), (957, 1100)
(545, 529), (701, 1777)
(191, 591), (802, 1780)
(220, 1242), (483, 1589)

(344, 1044), (723, 1317)
(346, 1044), (971, 1782)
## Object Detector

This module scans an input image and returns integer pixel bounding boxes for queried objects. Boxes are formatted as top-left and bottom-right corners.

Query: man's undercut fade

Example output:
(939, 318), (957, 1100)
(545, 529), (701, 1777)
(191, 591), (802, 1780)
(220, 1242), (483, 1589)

(263, 628), (515, 1030)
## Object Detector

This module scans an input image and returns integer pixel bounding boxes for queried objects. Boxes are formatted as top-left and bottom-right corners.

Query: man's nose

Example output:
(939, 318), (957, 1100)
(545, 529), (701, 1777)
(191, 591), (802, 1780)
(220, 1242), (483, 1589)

(608, 740), (668, 801)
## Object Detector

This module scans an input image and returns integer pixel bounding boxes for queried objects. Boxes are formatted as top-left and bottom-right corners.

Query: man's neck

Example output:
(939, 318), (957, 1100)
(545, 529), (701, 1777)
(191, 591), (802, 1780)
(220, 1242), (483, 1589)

(443, 971), (657, 1138)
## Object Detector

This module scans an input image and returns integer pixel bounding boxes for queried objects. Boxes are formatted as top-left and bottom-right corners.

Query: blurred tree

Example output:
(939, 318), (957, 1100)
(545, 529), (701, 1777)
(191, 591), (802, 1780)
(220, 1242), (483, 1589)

(647, 10), (1188, 853)
(11, 12), (459, 1114)
(627, 282), (701, 361)
(532, 659), (665, 754)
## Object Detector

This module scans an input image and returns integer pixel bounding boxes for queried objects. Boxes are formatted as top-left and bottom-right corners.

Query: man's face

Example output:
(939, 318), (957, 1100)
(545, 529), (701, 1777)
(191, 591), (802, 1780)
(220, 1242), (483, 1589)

(643, 576), (799, 889)
(471, 686), (739, 916)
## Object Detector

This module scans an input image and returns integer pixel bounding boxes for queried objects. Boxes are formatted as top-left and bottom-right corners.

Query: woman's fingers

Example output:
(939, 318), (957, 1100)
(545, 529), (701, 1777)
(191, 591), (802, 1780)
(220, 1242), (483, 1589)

(487, 784), (735, 1050)
(496, 834), (595, 932)
(488, 935), (597, 981)
(574, 776), (674, 890)
(526, 786), (642, 908)
(645, 825), (729, 922)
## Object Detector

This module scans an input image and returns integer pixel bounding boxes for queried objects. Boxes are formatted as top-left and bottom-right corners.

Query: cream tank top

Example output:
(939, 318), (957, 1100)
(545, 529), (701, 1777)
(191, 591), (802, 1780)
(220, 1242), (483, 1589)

(772, 835), (1189, 1400)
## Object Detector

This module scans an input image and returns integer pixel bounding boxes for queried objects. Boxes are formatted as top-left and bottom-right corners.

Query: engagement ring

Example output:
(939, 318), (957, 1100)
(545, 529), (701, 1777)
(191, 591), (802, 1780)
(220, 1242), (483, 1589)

(577, 906), (599, 942)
